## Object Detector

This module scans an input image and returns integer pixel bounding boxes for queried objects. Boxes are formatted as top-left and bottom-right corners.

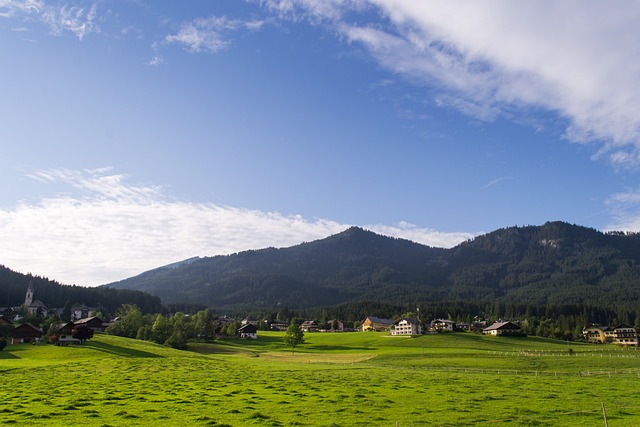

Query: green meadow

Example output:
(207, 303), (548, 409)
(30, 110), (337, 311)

(1, 332), (640, 426)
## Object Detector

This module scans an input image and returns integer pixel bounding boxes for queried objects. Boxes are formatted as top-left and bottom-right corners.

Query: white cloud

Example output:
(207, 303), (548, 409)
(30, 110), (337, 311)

(268, 1), (640, 167)
(605, 190), (640, 232)
(0, 168), (471, 286)
(165, 15), (266, 53)
(41, 3), (98, 40)
(0, 0), (42, 17)
(1, 1), (99, 40)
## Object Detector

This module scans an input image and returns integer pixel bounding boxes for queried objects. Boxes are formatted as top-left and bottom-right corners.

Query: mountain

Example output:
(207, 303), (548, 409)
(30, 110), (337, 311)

(104, 222), (640, 313)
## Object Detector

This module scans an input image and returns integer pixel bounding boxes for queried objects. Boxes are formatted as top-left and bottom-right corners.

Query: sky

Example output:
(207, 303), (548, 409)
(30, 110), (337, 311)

(2, 0), (640, 287)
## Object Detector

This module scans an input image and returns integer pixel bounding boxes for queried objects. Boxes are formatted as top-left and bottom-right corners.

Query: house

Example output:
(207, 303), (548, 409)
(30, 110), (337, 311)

(482, 321), (524, 336)
(361, 316), (394, 332)
(72, 306), (97, 320)
(605, 324), (639, 346)
(583, 325), (607, 344)
(238, 324), (258, 339)
(11, 323), (42, 344)
(430, 319), (455, 332)
(327, 319), (344, 332)
(241, 317), (258, 326)
(392, 318), (422, 335)
(74, 316), (104, 332)
(49, 321), (81, 345)
(270, 320), (289, 331)
(301, 321), (319, 332)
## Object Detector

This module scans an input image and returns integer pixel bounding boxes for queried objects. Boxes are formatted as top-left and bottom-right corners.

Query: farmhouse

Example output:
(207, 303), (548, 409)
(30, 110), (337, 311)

(72, 305), (97, 320)
(49, 321), (81, 345)
(392, 318), (422, 335)
(482, 321), (523, 336)
(301, 321), (319, 332)
(583, 324), (639, 346)
(11, 323), (42, 344)
(327, 319), (344, 332)
(431, 319), (455, 332)
(361, 316), (394, 332)
(74, 316), (105, 332)
(604, 324), (639, 346)
(270, 320), (289, 331)
(238, 324), (258, 339)
(583, 325), (607, 344)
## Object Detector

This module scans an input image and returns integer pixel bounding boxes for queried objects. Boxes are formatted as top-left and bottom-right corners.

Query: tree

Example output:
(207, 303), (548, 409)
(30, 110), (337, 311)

(0, 337), (6, 351)
(106, 304), (144, 338)
(72, 325), (94, 343)
(151, 315), (172, 344)
(283, 324), (304, 355)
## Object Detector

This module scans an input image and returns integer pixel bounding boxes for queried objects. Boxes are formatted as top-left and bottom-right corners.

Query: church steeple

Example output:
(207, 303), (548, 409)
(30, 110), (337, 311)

(24, 280), (34, 307)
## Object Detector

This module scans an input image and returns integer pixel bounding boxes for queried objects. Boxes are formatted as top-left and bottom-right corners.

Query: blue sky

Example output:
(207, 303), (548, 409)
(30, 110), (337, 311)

(2, 1), (640, 286)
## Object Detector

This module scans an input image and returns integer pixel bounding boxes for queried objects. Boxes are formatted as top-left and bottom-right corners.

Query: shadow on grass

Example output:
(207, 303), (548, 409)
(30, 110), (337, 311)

(0, 350), (20, 360)
(86, 341), (162, 358)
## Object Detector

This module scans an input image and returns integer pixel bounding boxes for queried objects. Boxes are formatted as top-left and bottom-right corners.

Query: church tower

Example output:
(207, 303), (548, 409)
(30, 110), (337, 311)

(24, 280), (34, 307)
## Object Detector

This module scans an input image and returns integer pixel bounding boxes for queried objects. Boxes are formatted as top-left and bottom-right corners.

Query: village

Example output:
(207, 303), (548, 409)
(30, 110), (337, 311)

(1, 282), (639, 349)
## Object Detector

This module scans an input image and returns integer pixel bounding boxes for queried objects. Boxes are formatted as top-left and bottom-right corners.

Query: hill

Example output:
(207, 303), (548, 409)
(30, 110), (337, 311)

(104, 222), (640, 314)
(0, 265), (162, 316)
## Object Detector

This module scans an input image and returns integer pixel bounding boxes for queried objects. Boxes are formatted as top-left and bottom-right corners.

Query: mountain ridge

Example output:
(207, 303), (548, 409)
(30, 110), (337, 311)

(104, 221), (640, 313)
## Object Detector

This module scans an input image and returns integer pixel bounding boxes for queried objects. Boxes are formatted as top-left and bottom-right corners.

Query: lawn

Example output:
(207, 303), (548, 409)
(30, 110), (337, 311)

(1, 332), (639, 426)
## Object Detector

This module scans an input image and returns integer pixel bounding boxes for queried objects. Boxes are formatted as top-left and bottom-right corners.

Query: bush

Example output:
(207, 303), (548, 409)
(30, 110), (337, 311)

(0, 337), (7, 351)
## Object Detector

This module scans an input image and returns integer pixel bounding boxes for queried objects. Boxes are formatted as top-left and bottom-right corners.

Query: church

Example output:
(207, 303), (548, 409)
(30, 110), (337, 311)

(24, 281), (48, 318)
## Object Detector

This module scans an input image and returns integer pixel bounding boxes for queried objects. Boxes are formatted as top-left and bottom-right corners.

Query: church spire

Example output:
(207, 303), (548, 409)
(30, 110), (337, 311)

(25, 280), (34, 307)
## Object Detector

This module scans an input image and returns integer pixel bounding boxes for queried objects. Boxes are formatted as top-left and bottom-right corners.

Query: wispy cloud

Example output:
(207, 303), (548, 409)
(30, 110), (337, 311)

(605, 190), (640, 232)
(0, 0), (42, 17)
(164, 15), (266, 54)
(482, 176), (511, 190)
(0, 168), (471, 286)
(1, 0), (99, 40)
(264, 1), (640, 168)
(41, 3), (98, 40)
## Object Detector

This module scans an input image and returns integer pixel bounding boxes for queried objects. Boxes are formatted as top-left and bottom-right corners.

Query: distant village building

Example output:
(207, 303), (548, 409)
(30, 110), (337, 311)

(482, 321), (523, 336)
(327, 319), (344, 332)
(24, 281), (48, 318)
(11, 323), (42, 344)
(430, 319), (455, 332)
(270, 320), (289, 331)
(392, 318), (422, 335)
(74, 316), (105, 332)
(301, 321), (319, 332)
(238, 324), (258, 339)
(72, 306), (97, 320)
(361, 316), (394, 332)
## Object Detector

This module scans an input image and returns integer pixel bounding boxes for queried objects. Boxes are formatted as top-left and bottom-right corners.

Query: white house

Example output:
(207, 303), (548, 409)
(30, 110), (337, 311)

(392, 318), (422, 335)
(430, 319), (455, 332)
(238, 324), (258, 339)
(482, 321), (523, 336)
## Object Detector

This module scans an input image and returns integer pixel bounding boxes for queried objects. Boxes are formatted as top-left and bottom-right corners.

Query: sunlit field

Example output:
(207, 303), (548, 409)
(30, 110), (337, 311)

(2, 332), (639, 426)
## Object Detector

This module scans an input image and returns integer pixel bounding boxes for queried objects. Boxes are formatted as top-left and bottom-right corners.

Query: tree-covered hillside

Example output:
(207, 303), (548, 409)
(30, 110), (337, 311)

(105, 222), (640, 315)
(0, 265), (162, 316)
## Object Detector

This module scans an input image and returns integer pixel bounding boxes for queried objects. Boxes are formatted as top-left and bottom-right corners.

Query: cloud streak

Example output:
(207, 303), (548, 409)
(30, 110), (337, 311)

(1, 0), (98, 39)
(164, 15), (266, 53)
(0, 168), (472, 286)
(262, 1), (640, 167)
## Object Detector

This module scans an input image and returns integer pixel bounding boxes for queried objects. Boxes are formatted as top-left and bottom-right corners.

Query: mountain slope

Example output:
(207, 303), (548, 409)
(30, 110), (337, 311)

(105, 222), (640, 312)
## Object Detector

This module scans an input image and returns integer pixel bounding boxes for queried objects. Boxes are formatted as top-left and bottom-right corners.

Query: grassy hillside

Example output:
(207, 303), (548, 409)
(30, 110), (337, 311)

(2, 332), (640, 426)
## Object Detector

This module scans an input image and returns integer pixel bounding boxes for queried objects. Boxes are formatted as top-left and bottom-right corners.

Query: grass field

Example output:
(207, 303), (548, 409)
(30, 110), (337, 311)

(1, 332), (640, 426)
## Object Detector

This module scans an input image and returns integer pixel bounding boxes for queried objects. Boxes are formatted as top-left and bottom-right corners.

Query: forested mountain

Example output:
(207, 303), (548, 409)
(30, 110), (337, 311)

(0, 265), (162, 316)
(105, 222), (640, 317)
